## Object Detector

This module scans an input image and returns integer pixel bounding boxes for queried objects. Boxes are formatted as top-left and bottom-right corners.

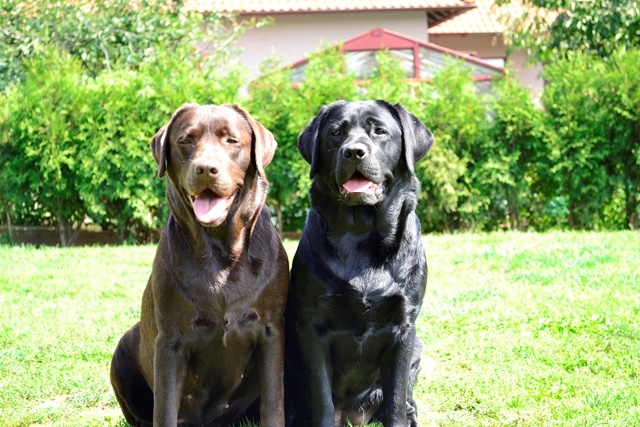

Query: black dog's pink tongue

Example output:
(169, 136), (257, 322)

(343, 175), (374, 193)
(192, 190), (230, 224)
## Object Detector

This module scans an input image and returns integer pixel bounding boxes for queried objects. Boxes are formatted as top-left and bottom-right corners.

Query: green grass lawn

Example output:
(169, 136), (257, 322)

(1, 231), (639, 426)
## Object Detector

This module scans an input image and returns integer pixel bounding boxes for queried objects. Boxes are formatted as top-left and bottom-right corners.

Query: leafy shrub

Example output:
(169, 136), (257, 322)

(476, 73), (548, 231)
(542, 50), (640, 229)
(0, 50), (88, 245)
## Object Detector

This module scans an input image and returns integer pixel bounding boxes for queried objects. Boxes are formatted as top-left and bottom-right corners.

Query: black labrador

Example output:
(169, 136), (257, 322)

(285, 100), (434, 427)
(110, 103), (289, 427)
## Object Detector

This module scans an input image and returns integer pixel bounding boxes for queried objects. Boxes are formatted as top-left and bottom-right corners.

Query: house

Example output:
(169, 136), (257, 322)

(186, 0), (481, 74)
(185, 0), (540, 94)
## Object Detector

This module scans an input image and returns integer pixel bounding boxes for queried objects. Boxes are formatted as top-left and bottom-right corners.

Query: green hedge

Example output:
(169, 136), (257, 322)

(1, 47), (638, 244)
(542, 50), (640, 230)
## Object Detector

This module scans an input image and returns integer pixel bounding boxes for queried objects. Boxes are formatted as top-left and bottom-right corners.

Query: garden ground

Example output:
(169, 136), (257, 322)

(1, 231), (638, 426)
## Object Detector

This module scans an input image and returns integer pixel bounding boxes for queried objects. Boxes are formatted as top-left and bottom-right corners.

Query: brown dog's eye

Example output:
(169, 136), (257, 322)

(179, 138), (192, 145)
(227, 138), (238, 144)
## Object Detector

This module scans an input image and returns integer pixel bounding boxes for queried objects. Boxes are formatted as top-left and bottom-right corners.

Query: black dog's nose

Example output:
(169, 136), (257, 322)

(343, 143), (368, 161)
(195, 161), (220, 176)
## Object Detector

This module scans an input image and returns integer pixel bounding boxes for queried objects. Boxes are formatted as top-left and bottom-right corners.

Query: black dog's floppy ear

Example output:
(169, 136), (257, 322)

(298, 102), (344, 179)
(150, 103), (198, 178)
(229, 105), (277, 178)
(381, 101), (434, 174)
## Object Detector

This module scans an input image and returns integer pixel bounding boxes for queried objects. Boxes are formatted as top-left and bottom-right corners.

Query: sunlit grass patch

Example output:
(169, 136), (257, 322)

(1, 231), (639, 426)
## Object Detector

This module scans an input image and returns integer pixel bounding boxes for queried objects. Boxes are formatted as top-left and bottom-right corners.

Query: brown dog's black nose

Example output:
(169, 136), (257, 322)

(342, 143), (368, 161)
(195, 160), (220, 176)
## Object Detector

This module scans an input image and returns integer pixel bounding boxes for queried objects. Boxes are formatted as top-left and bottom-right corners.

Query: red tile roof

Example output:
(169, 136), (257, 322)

(185, 0), (475, 14)
(428, 0), (539, 34)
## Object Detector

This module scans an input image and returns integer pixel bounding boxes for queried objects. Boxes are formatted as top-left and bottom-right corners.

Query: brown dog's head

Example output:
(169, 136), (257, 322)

(298, 100), (433, 206)
(151, 103), (276, 227)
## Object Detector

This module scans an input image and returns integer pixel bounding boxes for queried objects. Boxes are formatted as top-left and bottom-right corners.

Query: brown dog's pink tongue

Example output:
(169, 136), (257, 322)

(192, 192), (229, 224)
(343, 176), (374, 193)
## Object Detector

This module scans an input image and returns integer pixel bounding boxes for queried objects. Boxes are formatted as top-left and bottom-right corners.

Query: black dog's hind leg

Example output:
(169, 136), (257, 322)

(110, 325), (154, 427)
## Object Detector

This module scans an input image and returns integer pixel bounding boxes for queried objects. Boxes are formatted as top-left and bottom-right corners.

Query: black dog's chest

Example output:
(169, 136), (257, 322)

(317, 286), (408, 342)
(303, 230), (422, 341)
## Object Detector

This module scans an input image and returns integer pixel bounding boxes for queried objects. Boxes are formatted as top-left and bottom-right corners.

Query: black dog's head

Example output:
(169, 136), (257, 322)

(298, 100), (434, 206)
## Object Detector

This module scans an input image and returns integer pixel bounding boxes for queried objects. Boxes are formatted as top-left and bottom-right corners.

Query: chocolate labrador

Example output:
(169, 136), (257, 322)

(110, 103), (289, 427)
(285, 100), (434, 427)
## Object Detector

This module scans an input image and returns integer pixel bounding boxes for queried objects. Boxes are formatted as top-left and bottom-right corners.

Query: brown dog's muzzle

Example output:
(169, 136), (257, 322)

(186, 154), (240, 226)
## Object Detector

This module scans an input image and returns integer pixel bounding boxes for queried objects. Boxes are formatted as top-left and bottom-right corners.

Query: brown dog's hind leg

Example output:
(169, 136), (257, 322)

(110, 325), (154, 427)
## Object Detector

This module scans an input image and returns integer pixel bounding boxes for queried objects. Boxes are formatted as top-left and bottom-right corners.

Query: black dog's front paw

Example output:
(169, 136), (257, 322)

(407, 396), (420, 427)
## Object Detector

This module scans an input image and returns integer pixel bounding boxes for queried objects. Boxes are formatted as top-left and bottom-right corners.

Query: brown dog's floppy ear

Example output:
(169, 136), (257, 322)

(380, 101), (434, 174)
(229, 105), (277, 178)
(298, 102), (341, 179)
(150, 125), (168, 178)
(150, 103), (199, 178)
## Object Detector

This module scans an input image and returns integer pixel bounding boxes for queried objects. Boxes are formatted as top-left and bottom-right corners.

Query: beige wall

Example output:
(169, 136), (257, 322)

(507, 50), (544, 101)
(230, 11), (429, 78)
(430, 33), (506, 58)
(429, 33), (544, 99)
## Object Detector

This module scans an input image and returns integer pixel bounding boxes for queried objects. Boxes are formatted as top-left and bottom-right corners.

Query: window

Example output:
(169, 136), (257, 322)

(482, 57), (506, 69)
(344, 49), (415, 79)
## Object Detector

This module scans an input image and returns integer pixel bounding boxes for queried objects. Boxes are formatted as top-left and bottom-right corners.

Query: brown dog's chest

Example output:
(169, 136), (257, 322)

(147, 267), (271, 388)
(177, 331), (260, 422)
(162, 300), (266, 423)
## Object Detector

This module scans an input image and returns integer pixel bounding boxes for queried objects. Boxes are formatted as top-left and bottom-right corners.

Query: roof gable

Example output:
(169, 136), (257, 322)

(289, 27), (503, 82)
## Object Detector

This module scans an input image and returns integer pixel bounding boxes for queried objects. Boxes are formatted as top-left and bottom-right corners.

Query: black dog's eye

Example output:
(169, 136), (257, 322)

(331, 129), (342, 137)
